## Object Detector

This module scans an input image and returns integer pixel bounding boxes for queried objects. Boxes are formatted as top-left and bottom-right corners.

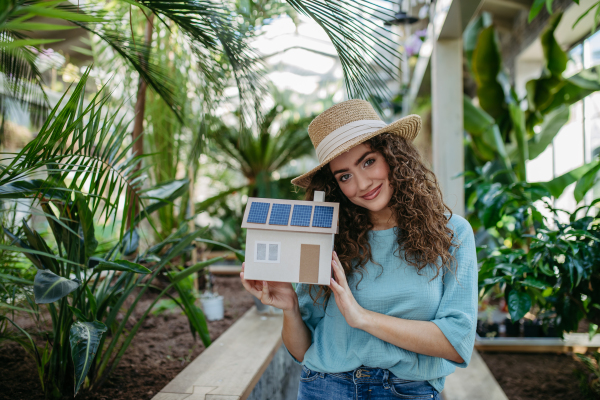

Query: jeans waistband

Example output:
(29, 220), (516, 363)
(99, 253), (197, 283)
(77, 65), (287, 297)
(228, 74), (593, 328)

(326, 366), (409, 387)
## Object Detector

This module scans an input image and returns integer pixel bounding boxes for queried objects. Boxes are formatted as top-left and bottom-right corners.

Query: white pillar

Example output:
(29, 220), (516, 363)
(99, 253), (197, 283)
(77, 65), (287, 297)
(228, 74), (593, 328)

(432, 38), (464, 216)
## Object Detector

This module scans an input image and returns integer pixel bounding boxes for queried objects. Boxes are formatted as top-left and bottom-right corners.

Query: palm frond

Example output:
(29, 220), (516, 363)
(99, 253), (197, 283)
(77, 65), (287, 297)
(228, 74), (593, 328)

(0, 68), (148, 239)
(131, 0), (267, 121)
(285, 0), (400, 104)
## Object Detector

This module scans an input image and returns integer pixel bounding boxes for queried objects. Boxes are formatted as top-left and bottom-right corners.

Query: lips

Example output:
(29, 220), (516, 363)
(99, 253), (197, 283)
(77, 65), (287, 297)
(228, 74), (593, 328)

(361, 184), (382, 200)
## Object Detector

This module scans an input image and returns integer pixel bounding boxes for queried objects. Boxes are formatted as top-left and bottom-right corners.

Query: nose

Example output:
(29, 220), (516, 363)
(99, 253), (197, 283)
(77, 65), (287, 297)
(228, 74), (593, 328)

(355, 171), (372, 193)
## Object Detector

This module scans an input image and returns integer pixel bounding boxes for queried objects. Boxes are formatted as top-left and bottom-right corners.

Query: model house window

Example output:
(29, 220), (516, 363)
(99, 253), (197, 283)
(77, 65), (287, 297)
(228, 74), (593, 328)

(255, 241), (280, 263)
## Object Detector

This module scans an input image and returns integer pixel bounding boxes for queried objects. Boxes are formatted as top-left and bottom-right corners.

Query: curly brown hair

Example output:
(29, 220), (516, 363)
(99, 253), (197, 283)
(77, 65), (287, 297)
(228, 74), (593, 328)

(305, 133), (458, 304)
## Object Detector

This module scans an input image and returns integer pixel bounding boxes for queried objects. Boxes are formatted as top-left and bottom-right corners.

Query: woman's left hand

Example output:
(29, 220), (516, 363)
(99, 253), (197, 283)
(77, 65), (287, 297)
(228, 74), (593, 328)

(330, 251), (369, 329)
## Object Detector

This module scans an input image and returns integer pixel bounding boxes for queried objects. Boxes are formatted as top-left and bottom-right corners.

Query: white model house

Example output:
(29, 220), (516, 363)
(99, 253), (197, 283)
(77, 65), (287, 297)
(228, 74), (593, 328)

(242, 191), (338, 285)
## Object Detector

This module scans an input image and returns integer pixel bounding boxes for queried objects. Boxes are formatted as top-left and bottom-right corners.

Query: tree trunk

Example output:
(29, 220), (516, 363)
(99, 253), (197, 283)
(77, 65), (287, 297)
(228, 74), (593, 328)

(127, 13), (154, 229)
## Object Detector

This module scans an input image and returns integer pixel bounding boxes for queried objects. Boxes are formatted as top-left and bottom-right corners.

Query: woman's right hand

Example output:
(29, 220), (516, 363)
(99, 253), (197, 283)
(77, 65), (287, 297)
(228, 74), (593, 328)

(240, 262), (298, 312)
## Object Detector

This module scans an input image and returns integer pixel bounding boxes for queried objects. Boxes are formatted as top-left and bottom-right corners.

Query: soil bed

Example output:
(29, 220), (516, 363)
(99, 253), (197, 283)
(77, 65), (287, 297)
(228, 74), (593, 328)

(480, 352), (589, 400)
(0, 275), (255, 400)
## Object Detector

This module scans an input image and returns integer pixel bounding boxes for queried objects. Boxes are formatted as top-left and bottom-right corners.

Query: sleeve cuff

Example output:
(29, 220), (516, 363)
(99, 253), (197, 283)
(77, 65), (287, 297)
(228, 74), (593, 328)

(432, 318), (474, 368)
(284, 344), (303, 365)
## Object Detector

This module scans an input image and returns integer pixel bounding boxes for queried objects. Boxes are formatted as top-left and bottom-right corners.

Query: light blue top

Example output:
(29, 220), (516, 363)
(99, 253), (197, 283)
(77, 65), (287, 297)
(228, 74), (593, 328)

(290, 214), (478, 393)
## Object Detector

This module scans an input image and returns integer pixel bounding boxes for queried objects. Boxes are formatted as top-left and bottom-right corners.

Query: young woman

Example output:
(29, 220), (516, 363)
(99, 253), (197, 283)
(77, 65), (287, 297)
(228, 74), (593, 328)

(240, 100), (477, 400)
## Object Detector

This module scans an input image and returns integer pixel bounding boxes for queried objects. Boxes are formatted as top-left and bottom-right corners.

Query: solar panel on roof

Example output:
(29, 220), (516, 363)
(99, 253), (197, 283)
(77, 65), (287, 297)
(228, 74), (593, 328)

(247, 202), (270, 224)
(312, 206), (334, 228)
(290, 205), (313, 227)
(269, 203), (291, 225)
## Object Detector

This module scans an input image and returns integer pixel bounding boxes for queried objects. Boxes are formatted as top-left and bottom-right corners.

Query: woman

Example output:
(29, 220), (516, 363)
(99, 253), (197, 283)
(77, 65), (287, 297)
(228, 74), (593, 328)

(240, 100), (477, 400)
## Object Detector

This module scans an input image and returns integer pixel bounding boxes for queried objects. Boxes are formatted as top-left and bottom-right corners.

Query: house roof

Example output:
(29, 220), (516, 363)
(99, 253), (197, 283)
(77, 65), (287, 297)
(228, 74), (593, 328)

(241, 197), (339, 234)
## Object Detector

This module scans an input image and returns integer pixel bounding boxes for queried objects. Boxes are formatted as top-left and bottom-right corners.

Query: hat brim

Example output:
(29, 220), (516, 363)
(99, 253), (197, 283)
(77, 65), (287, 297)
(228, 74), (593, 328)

(291, 114), (422, 188)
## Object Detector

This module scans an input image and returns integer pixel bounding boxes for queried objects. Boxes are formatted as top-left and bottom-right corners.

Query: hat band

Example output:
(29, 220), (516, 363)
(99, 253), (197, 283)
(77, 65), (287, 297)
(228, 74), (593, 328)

(315, 119), (387, 163)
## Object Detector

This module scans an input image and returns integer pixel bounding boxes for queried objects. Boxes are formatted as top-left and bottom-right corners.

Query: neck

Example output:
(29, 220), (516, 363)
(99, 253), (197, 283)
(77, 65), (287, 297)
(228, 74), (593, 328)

(369, 206), (396, 231)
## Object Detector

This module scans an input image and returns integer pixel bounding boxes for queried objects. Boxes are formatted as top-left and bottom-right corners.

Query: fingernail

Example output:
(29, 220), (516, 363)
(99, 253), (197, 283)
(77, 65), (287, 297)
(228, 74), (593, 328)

(334, 251), (337, 257)
(332, 260), (337, 266)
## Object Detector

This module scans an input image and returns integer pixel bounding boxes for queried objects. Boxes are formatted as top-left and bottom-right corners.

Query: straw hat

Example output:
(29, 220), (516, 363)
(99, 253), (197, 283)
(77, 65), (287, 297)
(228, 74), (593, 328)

(291, 99), (422, 188)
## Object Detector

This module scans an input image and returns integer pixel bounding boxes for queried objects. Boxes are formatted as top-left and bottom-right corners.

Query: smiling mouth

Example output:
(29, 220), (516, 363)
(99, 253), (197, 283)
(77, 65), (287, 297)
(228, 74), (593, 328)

(361, 184), (383, 200)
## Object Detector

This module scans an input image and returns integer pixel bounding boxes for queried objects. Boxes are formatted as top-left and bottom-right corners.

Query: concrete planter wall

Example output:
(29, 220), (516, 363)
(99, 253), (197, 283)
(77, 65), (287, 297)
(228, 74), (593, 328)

(152, 306), (300, 400)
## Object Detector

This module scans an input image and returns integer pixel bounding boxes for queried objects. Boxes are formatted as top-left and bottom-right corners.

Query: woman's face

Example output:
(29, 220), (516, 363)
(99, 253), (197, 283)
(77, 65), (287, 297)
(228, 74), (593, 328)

(329, 143), (393, 213)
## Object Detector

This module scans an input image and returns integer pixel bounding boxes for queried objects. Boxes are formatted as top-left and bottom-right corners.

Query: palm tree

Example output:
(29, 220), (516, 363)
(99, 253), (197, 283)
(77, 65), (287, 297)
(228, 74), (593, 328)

(208, 104), (315, 199)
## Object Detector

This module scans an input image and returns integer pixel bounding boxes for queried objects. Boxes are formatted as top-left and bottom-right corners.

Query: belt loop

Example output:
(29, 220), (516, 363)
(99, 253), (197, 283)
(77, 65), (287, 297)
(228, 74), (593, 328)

(383, 369), (390, 389)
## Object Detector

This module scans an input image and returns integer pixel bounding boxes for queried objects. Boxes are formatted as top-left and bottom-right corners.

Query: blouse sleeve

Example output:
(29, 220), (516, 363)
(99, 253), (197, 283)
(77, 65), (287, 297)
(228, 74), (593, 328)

(285, 283), (327, 364)
(296, 283), (327, 335)
(431, 215), (478, 368)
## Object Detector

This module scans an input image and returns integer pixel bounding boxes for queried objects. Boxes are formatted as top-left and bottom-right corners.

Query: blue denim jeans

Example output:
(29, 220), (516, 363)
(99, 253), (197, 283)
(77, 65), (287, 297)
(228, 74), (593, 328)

(297, 366), (441, 400)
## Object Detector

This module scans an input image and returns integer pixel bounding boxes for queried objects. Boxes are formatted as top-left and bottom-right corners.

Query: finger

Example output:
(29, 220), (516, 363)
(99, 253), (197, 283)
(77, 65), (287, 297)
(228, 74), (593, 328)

(261, 281), (271, 305)
(333, 251), (341, 265)
(241, 275), (263, 298)
(242, 262), (245, 271)
(330, 277), (343, 294)
(330, 278), (341, 299)
(332, 257), (349, 289)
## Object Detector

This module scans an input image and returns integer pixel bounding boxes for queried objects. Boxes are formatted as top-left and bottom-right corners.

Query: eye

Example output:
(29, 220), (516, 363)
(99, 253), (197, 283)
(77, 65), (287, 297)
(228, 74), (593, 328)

(339, 173), (351, 182)
(364, 158), (375, 168)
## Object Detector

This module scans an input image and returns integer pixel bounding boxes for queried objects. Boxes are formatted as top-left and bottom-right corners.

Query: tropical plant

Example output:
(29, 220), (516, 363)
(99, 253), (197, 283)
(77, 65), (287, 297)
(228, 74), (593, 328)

(529, 0), (600, 33)
(0, 72), (231, 398)
(193, 104), (314, 247)
(477, 195), (600, 337)
(207, 104), (314, 199)
(1, 0), (263, 116)
(464, 12), (600, 184)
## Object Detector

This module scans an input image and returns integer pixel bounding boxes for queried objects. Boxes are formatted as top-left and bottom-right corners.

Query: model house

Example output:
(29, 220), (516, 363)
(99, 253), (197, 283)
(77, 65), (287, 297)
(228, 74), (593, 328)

(241, 191), (339, 285)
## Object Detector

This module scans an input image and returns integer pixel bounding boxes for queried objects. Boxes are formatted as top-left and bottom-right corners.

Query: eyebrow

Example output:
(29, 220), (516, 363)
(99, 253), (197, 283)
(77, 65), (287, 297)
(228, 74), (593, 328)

(331, 150), (375, 176)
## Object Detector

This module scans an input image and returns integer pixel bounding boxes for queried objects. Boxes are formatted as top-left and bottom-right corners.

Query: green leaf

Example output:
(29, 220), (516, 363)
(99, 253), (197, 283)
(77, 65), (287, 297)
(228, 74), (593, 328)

(2, 22), (78, 31)
(540, 159), (600, 198)
(1, 38), (63, 50)
(121, 229), (139, 256)
(94, 260), (151, 274)
(68, 306), (90, 322)
(509, 103), (528, 181)
(132, 179), (189, 226)
(508, 290), (532, 321)
(472, 26), (508, 119)
(20, 6), (103, 22)
(33, 269), (80, 304)
(75, 194), (98, 259)
(0, 302), (37, 313)
(0, 273), (34, 285)
(589, 323), (598, 341)
(522, 277), (547, 290)
(69, 321), (107, 395)
(171, 280), (210, 345)
(573, 2), (599, 29)
(463, 13), (492, 71)
(526, 106), (569, 160)
(541, 13), (567, 76)
(529, 0), (546, 22)
(0, 179), (63, 199)
(574, 161), (600, 203)
(2, 229), (43, 270)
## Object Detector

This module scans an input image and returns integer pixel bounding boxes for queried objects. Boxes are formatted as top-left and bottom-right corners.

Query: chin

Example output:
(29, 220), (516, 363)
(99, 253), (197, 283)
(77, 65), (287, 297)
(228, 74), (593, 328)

(360, 199), (390, 213)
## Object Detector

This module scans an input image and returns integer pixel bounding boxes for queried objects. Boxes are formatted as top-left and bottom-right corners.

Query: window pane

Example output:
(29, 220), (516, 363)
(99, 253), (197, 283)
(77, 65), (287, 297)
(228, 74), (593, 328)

(584, 30), (600, 68)
(554, 102), (584, 177)
(567, 43), (583, 76)
(256, 243), (266, 261)
(268, 244), (279, 261)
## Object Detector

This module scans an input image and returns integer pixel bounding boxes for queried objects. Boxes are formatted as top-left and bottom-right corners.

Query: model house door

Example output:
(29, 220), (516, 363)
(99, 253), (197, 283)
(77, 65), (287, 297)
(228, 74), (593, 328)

(299, 244), (320, 283)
